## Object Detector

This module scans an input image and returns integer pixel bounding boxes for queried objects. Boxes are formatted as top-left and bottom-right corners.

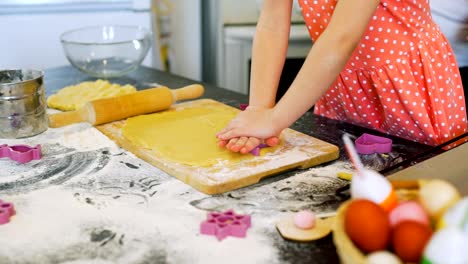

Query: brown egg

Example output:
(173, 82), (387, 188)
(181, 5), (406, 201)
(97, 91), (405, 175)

(344, 199), (391, 253)
(392, 221), (432, 262)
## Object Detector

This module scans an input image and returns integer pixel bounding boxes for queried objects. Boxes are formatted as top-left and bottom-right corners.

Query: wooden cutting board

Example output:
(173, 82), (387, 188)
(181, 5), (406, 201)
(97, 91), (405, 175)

(96, 99), (339, 194)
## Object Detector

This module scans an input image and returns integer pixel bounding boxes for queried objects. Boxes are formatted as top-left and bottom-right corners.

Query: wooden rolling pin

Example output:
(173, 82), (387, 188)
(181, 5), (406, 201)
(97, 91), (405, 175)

(48, 84), (204, 128)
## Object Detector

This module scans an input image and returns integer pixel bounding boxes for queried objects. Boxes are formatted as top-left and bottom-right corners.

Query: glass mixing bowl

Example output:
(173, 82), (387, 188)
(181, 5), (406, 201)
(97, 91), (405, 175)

(60, 25), (152, 78)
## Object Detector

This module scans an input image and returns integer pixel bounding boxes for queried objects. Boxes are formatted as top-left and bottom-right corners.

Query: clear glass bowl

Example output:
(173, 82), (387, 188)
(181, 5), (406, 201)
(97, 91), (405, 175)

(60, 25), (152, 78)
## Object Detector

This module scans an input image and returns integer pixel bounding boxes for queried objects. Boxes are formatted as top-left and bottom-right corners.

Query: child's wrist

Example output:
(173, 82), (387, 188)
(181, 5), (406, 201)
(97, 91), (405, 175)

(271, 107), (289, 132)
(240, 104), (271, 111)
(246, 104), (273, 110)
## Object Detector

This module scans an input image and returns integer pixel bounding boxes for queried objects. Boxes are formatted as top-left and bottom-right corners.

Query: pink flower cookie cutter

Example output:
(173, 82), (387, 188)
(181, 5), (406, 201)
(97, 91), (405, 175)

(0, 144), (42, 163)
(355, 133), (392, 154)
(239, 104), (270, 156)
(200, 209), (251, 241)
(0, 200), (16, 225)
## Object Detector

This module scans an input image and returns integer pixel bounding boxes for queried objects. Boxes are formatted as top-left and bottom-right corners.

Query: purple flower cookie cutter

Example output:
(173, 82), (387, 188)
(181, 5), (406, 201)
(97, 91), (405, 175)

(200, 209), (251, 241)
(0, 200), (16, 225)
(355, 133), (392, 154)
(250, 143), (269, 156)
(0, 144), (42, 163)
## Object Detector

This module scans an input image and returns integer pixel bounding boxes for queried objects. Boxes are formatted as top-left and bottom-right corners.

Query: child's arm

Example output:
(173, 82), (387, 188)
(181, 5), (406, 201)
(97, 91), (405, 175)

(274, 0), (380, 130)
(218, 0), (293, 152)
(248, 0), (293, 109)
(218, 0), (381, 153)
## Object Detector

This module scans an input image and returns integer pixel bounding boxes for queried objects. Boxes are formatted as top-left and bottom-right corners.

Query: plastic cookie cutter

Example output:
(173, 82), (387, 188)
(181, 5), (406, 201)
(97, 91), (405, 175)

(200, 209), (251, 241)
(239, 103), (248, 111)
(250, 143), (269, 156)
(355, 133), (392, 154)
(0, 199), (16, 225)
(0, 144), (42, 163)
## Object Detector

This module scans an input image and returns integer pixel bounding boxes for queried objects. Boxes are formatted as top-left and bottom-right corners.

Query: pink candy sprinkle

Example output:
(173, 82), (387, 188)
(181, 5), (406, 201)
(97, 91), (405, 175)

(293, 210), (316, 229)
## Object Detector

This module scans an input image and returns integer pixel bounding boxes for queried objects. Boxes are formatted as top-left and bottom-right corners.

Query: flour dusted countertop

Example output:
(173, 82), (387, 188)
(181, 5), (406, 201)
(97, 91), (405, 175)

(0, 66), (436, 264)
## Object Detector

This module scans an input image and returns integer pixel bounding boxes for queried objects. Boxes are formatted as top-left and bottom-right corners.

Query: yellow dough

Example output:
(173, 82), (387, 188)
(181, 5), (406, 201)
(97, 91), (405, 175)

(47, 79), (137, 111)
(122, 106), (276, 167)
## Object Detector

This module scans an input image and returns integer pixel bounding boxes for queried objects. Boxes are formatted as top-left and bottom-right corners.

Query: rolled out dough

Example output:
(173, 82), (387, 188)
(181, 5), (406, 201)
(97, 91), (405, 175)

(122, 106), (276, 167)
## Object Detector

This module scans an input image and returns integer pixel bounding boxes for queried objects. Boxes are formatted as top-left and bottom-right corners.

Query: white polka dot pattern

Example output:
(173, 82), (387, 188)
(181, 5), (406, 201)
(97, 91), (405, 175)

(297, 0), (467, 145)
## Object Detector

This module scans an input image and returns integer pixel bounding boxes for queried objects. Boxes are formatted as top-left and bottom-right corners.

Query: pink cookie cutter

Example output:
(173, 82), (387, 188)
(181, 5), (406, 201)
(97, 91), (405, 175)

(0, 144), (41, 163)
(250, 143), (269, 156)
(355, 133), (392, 154)
(200, 209), (251, 241)
(0, 200), (16, 225)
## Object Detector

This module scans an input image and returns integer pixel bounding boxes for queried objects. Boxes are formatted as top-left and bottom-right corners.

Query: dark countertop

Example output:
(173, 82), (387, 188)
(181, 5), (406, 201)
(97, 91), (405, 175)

(45, 65), (436, 173)
(0, 65), (442, 264)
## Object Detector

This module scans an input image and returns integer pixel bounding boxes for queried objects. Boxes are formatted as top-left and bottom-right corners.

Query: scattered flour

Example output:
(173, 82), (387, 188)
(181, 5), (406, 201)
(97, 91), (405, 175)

(0, 122), (351, 263)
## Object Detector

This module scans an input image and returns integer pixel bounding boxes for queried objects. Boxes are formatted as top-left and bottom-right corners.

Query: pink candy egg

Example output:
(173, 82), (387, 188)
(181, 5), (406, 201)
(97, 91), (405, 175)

(389, 201), (430, 227)
(293, 210), (316, 229)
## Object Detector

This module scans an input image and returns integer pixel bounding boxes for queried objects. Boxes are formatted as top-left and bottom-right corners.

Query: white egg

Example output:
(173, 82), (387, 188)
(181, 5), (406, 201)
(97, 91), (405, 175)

(437, 197), (468, 231)
(367, 251), (402, 264)
(423, 227), (468, 264)
(351, 168), (392, 204)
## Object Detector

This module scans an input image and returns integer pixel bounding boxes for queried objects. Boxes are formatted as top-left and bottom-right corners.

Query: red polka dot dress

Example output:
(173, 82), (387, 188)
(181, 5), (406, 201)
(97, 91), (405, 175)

(298, 0), (467, 146)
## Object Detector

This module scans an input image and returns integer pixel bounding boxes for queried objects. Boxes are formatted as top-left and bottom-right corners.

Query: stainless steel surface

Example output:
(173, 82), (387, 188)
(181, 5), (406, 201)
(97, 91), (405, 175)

(0, 69), (48, 138)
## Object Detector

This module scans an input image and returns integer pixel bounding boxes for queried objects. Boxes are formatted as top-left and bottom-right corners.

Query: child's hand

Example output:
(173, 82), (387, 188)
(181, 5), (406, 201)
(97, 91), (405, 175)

(218, 136), (279, 154)
(216, 107), (283, 153)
